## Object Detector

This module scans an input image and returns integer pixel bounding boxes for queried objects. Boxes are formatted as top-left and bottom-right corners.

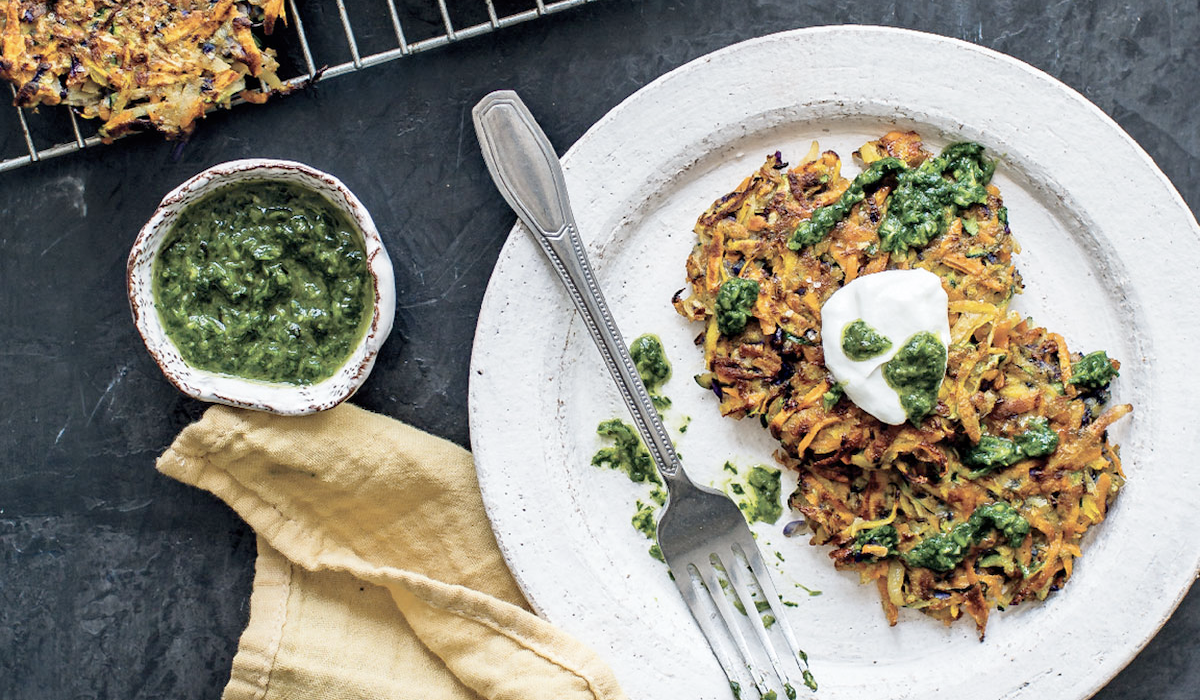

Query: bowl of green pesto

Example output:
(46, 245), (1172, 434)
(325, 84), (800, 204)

(128, 159), (396, 415)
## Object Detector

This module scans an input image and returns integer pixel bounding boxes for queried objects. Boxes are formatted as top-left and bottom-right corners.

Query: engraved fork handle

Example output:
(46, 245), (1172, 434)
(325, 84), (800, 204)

(472, 90), (683, 481)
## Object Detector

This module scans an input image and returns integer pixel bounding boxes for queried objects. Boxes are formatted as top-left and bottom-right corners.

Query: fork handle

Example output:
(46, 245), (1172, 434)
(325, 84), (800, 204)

(473, 90), (683, 480)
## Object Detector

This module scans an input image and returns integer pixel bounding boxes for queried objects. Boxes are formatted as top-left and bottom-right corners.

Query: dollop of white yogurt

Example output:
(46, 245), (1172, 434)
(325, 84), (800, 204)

(820, 268), (950, 425)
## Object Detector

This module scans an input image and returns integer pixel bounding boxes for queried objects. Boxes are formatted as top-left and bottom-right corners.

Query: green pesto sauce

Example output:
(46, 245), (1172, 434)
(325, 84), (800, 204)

(962, 434), (1022, 475)
(592, 419), (670, 562)
(795, 583), (823, 597)
(963, 417), (1060, 478)
(1015, 417), (1059, 456)
(632, 497), (665, 562)
(801, 668), (818, 692)
(789, 157), (906, 249)
(739, 465), (784, 524)
(591, 419), (661, 485)
(630, 333), (672, 409)
(876, 142), (994, 253)
(591, 335), (679, 562)
(882, 331), (947, 424)
(1069, 350), (1119, 390)
(787, 142), (995, 254)
(902, 501), (1030, 572)
(841, 319), (892, 361)
(821, 383), (844, 411)
(589, 353), (686, 566)
(725, 464), (784, 524)
(715, 277), (760, 336)
(153, 180), (372, 385)
(851, 524), (899, 561)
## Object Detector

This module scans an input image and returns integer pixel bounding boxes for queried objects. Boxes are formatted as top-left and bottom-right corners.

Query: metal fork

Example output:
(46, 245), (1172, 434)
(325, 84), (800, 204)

(472, 90), (814, 698)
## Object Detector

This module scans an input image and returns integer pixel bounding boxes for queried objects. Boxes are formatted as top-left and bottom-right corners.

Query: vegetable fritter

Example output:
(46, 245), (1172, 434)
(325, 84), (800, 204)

(674, 131), (1131, 637)
(1, 0), (291, 140)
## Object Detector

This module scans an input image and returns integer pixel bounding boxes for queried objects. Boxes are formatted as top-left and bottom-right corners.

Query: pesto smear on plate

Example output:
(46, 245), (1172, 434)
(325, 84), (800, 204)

(629, 333), (672, 409)
(153, 180), (373, 385)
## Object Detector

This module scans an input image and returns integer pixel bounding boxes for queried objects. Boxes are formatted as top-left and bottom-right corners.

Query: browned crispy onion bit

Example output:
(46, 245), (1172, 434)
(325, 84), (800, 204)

(0, 0), (292, 141)
(674, 131), (1132, 639)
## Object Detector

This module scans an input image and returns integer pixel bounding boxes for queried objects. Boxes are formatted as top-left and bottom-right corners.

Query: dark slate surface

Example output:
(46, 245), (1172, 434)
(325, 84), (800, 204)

(1, 0), (1196, 698)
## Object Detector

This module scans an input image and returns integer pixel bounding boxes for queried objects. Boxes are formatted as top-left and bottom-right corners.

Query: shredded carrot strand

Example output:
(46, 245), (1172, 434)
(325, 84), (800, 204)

(795, 416), (841, 455)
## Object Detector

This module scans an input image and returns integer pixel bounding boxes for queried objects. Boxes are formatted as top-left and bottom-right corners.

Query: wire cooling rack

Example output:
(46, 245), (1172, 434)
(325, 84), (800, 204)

(0, 0), (595, 174)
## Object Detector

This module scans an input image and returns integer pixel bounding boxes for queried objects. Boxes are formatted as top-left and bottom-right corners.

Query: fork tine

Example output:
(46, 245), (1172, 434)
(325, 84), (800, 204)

(669, 562), (757, 694)
(696, 558), (772, 695)
(732, 542), (816, 693)
(721, 548), (802, 694)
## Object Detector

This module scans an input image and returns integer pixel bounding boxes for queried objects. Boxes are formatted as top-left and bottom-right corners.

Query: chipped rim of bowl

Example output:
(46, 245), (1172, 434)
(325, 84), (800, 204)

(127, 158), (396, 415)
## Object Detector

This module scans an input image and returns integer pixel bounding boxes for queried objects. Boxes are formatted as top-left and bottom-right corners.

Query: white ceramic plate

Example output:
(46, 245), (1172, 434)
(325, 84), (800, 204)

(468, 26), (1200, 700)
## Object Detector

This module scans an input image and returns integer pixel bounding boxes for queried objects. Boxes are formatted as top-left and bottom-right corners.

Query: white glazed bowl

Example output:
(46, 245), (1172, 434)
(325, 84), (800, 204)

(127, 158), (396, 415)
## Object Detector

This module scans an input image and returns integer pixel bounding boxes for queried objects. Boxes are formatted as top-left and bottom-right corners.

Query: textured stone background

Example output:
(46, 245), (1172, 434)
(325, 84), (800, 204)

(1, 0), (1196, 698)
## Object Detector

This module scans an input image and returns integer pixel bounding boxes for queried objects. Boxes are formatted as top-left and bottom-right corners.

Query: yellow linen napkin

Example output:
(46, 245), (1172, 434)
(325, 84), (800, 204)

(157, 403), (628, 700)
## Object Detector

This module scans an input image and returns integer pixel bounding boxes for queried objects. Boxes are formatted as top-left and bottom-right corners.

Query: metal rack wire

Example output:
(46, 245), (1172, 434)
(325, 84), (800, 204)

(0, 0), (595, 174)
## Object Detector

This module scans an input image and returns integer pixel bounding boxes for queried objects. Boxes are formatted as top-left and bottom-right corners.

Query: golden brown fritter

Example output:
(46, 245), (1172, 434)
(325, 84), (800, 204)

(675, 132), (1131, 637)
(1, 0), (291, 140)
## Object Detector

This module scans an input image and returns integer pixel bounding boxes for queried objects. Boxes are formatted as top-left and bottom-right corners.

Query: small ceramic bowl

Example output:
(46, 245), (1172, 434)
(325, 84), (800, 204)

(127, 158), (396, 415)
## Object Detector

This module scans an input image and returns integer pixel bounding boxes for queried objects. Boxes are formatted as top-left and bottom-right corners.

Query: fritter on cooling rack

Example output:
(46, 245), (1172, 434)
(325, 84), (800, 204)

(673, 131), (1132, 637)
(0, 0), (291, 140)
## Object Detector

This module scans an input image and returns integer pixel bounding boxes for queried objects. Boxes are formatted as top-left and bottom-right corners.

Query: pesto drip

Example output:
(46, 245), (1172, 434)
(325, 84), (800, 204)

(881, 331), (947, 424)
(592, 419), (665, 563)
(902, 501), (1031, 573)
(841, 319), (892, 361)
(591, 333), (679, 564)
(1068, 350), (1119, 390)
(632, 492), (667, 562)
(963, 417), (1060, 478)
(591, 419), (661, 485)
(876, 142), (994, 253)
(787, 142), (996, 254)
(715, 277), (760, 335)
(630, 333), (671, 409)
(726, 465), (784, 524)
(788, 157), (906, 249)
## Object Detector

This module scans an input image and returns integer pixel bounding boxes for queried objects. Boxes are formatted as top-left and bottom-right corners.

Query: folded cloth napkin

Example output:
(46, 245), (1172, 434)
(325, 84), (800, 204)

(157, 403), (628, 700)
